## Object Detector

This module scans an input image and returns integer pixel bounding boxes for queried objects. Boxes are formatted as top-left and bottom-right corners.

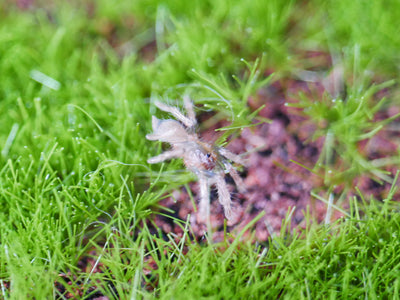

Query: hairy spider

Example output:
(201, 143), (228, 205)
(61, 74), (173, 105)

(146, 97), (246, 221)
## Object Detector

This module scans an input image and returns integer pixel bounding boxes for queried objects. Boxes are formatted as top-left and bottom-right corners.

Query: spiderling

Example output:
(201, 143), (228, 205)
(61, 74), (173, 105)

(146, 97), (246, 221)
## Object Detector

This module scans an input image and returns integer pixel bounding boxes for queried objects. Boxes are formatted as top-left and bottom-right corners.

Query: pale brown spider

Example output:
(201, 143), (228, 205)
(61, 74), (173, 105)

(146, 97), (246, 221)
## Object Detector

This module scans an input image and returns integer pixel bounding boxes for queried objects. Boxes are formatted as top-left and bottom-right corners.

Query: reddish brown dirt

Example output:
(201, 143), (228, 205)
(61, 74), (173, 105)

(151, 72), (399, 243)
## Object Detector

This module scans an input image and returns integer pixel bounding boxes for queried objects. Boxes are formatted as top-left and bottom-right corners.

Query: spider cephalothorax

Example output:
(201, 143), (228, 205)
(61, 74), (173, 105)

(146, 97), (246, 221)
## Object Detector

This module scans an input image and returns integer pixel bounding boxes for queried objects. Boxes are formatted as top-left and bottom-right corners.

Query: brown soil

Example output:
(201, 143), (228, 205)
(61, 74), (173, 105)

(151, 70), (399, 243)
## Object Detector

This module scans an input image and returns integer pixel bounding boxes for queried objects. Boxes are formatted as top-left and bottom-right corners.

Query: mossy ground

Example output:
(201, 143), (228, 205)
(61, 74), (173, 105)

(1, 1), (400, 298)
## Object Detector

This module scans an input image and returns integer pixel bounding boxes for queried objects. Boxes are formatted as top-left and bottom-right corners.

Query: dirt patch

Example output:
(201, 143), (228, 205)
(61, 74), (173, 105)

(151, 73), (399, 243)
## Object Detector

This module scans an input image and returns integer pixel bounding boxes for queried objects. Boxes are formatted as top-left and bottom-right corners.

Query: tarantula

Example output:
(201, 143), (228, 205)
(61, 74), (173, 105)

(146, 97), (246, 221)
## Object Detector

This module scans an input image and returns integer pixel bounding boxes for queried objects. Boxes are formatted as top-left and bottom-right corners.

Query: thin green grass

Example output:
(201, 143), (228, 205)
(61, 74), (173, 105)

(1, 0), (400, 298)
(290, 78), (398, 185)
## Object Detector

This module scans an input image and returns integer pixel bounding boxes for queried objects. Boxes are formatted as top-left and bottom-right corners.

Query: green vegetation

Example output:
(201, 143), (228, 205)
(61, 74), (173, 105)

(1, 0), (400, 298)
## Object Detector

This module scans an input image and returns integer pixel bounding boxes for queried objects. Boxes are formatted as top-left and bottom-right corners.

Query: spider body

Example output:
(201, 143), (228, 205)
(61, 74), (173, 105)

(146, 98), (245, 221)
(184, 141), (217, 172)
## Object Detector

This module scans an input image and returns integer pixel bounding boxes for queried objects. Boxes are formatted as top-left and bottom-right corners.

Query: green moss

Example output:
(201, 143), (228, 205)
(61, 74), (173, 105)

(1, 1), (400, 298)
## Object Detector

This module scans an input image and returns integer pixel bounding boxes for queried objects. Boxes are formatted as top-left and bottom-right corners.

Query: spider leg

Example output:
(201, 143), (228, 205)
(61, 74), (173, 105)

(154, 101), (196, 129)
(198, 173), (210, 222)
(225, 163), (246, 193)
(147, 148), (184, 164)
(215, 172), (233, 220)
(183, 95), (196, 127)
(218, 148), (246, 166)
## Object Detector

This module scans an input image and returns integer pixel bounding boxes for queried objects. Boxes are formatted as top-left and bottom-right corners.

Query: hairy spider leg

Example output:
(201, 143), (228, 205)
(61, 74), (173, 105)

(216, 172), (233, 220)
(154, 101), (197, 129)
(219, 148), (246, 165)
(198, 173), (211, 222)
(183, 95), (196, 125)
(147, 148), (184, 164)
(224, 163), (246, 193)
